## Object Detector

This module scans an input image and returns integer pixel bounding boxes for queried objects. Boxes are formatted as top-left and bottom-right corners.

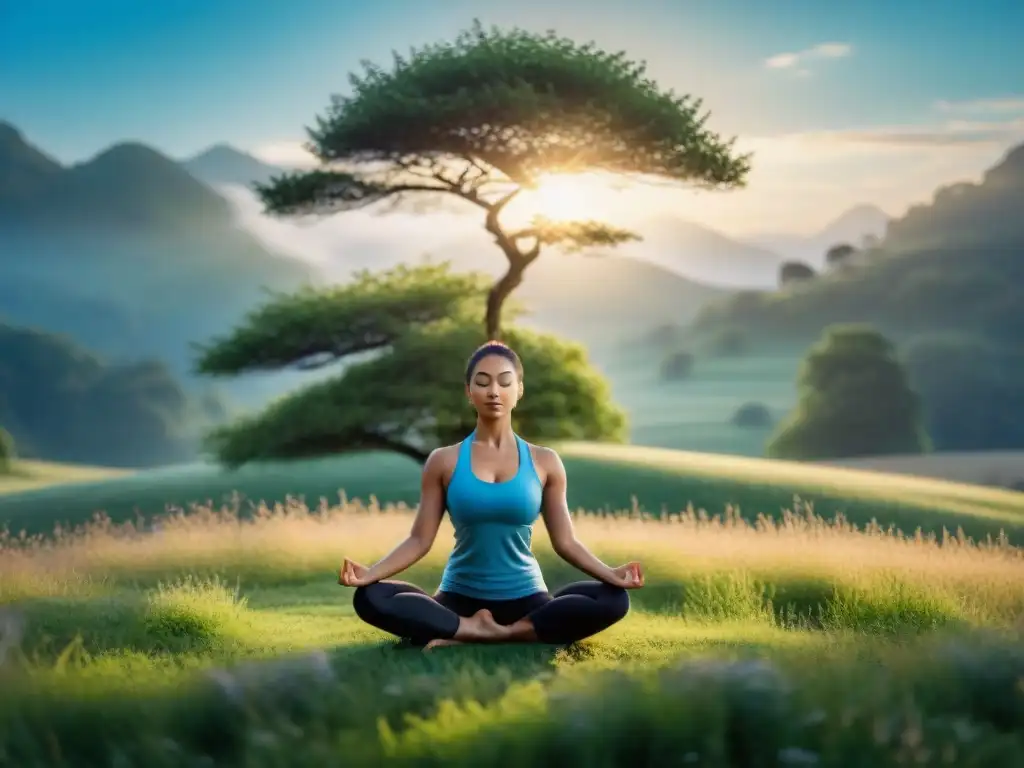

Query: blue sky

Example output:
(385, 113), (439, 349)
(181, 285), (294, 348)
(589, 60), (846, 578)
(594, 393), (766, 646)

(3, 0), (1023, 233)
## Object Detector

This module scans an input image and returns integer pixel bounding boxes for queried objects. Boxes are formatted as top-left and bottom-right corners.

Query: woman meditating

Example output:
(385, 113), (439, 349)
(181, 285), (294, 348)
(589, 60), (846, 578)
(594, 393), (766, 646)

(338, 340), (644, 650)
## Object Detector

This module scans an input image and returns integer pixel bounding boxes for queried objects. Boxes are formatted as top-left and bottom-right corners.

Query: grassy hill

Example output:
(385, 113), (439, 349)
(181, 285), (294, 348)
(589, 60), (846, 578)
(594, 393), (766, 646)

(2, 444), (1022, 544)
(1, 457), (1022, 764)
(0, 322), (212, 468)
(0, 459), (132, 495)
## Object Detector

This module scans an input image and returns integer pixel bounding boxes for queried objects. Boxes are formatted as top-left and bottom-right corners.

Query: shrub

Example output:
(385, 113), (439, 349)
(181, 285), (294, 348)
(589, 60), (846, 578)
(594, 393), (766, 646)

(778, 261), (815, 287)
(767, 325), (930, 460)
(731, 402), (773, 428)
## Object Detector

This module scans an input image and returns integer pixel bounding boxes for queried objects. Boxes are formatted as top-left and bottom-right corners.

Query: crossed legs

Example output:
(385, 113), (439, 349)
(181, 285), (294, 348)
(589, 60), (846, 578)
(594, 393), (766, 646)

(352, 580), (630, 647)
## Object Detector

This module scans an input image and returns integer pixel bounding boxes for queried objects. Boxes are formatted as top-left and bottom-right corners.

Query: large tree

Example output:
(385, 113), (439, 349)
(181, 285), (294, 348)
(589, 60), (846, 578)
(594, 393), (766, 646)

(766, 325), (930, 460)
(256, 21), (750, 339)
(195, 263), (627, 467)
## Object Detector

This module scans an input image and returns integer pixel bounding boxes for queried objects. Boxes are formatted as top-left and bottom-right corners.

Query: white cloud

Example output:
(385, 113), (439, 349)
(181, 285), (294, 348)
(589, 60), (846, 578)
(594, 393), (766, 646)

(933, 96), (1024, 115)
(764, 42), (853, 74)
(797, 117), (1024, 148)
(251, 141), (319, 168)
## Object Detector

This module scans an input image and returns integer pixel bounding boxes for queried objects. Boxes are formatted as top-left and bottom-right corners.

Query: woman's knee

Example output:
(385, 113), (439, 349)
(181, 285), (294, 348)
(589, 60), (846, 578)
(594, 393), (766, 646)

(351, 582), (385, 622)
(602, 584), (631, 622)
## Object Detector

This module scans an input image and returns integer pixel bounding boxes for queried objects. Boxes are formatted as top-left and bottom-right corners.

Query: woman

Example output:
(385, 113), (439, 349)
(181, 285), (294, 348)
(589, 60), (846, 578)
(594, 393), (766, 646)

(339, 340), (644, 650)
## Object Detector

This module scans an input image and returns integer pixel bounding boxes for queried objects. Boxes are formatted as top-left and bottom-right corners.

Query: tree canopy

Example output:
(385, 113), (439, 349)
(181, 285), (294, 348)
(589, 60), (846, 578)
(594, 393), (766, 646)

(766, 325), (930, 461)
(256, 21), (750, 338)
(198, 263), (628, 467)
(193, 263), (498, 376)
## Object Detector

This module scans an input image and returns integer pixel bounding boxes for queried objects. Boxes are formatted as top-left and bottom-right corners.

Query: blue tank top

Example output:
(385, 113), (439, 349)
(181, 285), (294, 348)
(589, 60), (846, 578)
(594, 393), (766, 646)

(438, 431), (548, 600)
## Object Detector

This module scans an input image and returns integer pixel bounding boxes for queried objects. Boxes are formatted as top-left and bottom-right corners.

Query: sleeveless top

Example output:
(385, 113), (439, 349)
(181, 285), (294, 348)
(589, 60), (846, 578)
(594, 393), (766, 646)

(438, 431), (548, 600)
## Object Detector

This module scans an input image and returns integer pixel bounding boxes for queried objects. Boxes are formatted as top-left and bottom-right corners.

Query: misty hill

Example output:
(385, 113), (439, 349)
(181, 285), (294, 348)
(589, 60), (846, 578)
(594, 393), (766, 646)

(690, 141), (1024, 347)
(0, 123), (313, 381)
(617, 215), (785, 288)
(0, 320), (202, 467)
(516, 253), (730, 349)
(0, 121), (62, 199)
(181, 144), (287, 188)
(745, 204), (891, 267)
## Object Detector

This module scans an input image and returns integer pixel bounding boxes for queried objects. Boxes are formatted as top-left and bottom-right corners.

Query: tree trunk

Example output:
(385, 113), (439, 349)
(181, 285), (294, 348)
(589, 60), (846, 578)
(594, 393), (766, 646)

(485, 260), (526, 340)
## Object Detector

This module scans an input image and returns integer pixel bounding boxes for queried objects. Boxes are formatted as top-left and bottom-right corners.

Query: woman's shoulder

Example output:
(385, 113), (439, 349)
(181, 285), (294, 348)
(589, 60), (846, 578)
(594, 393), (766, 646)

(525, 441), (563, 471)
(422, 443), (461, 476)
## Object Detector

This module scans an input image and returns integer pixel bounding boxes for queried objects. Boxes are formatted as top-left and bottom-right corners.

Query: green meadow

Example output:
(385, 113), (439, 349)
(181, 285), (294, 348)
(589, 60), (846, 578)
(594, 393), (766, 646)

(1, 446), (1023, 766)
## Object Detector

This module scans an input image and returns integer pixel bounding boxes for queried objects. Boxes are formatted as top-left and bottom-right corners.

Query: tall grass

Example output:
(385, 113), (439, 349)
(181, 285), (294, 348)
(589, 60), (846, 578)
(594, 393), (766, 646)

(1, 496), (1023, 766)
(2, 495), (1022, 625)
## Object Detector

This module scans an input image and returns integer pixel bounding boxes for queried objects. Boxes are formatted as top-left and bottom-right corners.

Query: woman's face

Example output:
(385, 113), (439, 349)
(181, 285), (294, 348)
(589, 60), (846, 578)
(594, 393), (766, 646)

(467, 354), (522, 418)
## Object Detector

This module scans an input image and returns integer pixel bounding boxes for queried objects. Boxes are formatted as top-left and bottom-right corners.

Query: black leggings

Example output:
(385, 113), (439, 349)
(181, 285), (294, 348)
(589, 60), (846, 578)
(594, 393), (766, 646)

(352, 580), (630, 645)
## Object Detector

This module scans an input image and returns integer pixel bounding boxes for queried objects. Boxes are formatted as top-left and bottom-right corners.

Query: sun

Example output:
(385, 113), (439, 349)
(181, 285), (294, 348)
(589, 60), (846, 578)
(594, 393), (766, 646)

(514, 173), (606, 223)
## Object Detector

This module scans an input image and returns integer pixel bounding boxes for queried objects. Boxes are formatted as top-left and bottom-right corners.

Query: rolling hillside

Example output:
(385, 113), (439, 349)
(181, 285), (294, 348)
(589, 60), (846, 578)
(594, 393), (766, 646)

(690, 141), (1024, 347)
(2, 444), (1022, 544)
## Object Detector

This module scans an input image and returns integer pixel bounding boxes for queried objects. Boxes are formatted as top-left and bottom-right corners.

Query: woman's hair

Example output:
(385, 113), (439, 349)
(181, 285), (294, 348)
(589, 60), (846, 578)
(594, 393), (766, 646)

(464, 340), (524, 384)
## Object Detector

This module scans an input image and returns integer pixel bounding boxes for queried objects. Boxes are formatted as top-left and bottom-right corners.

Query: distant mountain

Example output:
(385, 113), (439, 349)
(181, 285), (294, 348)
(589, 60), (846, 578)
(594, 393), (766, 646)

(0, 124), (313, 389)
(745, 204), (890, 267)
(613, 215), (786, 289)
(181, 144), (287, 188)
(689, 141), (1024, 347)
(0, 121), (62, 199)
(516, 252), (730, 350)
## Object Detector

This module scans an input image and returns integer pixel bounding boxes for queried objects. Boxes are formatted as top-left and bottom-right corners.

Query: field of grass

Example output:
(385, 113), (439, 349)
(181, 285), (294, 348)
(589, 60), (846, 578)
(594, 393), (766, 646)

(0, 460), (134, 495)
(1, 493), (1022, 766)
(3, 443), (1024, 547)
(827, 451), (1024, 490)
(602, 353), (800, 457)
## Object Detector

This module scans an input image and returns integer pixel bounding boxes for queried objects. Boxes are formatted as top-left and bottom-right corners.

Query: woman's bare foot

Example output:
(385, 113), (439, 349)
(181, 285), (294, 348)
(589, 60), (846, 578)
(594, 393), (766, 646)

(423, 638), (464, 651)
(452, 609), (512, 643)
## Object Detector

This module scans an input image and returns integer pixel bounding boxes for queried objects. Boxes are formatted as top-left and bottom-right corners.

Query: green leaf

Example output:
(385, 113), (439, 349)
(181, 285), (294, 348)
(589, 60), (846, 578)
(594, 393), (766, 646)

(521, 216), (641, 253)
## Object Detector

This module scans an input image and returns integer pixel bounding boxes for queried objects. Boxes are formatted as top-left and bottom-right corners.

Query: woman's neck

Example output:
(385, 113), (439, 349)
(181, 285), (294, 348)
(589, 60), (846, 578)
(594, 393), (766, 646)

(472, 417), (515, 447)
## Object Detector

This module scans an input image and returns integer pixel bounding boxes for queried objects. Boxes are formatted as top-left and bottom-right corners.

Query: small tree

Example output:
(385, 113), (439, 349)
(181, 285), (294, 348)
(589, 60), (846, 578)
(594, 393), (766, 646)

(257, 21), (750, 339)
(766, 325), (930, 460)
(0, 426), (14, 473)
(779, 260), (815, 287)
(196, 264), (627, 467)
(825, 243), (857, 269)
(731, 402), (773, 429)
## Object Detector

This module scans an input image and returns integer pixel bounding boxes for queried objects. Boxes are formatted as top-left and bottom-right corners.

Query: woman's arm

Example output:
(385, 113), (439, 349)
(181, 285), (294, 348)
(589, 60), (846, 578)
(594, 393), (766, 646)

(359, 448), (448, 584)
(538, 448), (629, 586)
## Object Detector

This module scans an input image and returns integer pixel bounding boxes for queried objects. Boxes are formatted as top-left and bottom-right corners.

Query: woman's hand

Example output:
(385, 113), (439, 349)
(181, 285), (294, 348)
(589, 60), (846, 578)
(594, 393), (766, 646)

(338, 558), (373, 587)
(609, 561), (645, 589)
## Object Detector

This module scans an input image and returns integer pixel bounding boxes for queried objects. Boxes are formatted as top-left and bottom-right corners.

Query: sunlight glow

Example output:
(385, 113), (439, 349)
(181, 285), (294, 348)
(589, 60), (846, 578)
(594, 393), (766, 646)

(511, 172), (623, 223)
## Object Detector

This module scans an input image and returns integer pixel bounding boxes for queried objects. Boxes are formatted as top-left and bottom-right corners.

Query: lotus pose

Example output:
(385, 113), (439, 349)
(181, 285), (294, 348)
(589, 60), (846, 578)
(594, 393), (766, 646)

(339, 340), (644, 650)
